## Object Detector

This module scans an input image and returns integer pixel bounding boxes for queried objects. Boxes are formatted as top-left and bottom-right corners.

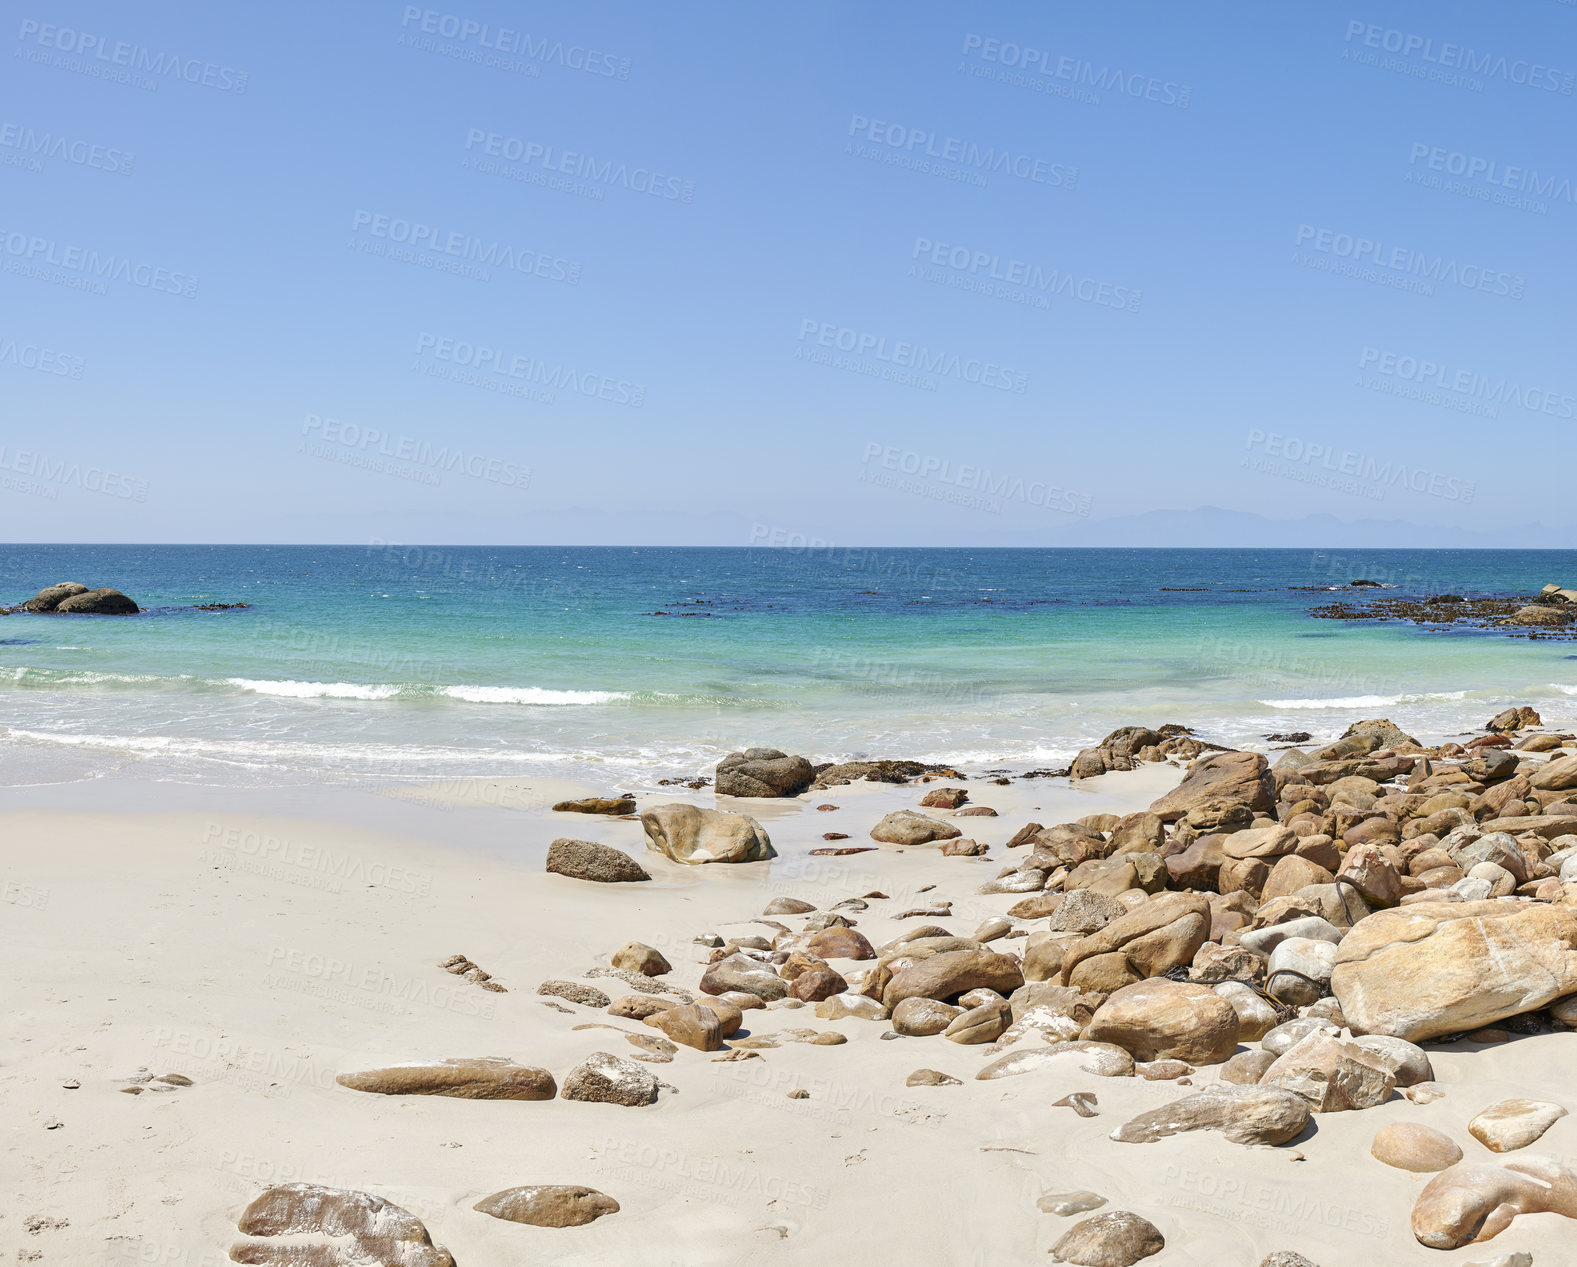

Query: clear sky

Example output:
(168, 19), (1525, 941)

(3, 1), (1573, 545)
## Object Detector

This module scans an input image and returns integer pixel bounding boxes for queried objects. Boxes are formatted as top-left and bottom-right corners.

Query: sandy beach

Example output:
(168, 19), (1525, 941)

(7, 755), (1577, 1265)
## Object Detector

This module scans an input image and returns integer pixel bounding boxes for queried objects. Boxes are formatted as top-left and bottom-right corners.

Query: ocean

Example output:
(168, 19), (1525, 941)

(2, 544), (1575, 790)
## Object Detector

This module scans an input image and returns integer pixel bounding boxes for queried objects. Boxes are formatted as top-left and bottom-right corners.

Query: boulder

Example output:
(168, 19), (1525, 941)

(1165, 834), (1226, 890)
(21, 582), (87, 612)
(546, 839), (651, 883)
(639, 803), (775, 864)
(883, 948), (1024, 1009)
(1261, 1017), (1339, 1056)
(944, 999), (1012, 1044)
(870, 810), (961, 845)
(1343, 718), (1419, 749)
(892, 997), (962, 1036)
(1052, 889), (1128, 934)
(538, 980), (610, 1007)
(1532, 755), (1577, 792)
(788, 965), (847, 1003)
(336, 1057), (555, 1100)
(610, 994), (674, 1021)
(1506, 604), (1573, 627)
(1149, 750), (1275, 822)
(1219, 1048), (1277, 1084)
(474, 1184), (618, 1227)
(552, 796), (636, 814)
(688, 997), (741, 1037)
(715, 748), (814, 797)
(1213, 981), (1279, 1042)
(1266, 937), (1338, 1008)
(920, 786), (969, 808)
(611, 942), (670, 976)
(1488, 706), (1542, 733)
(1060, 892), (1211, 989)
(1412, 1155), (1577, 1249)
(1259, 856), (1336, 903)
(1085, 979), (1240, 1065)
(643, 1002), (724, 1051)
(1469, 1099), (1568, 1153)
(1349, 1034), (1433, 1087)
(700, 953), (787, 1002)
(817, 993), (886, 1021)
(805, 926), (875, 960)
(764, 896), (817, 915)
(1048, 1211), (1164, 1265)
(54, 587), (139, 614)
(1331, 899), (1577, 1040)
(232, 1183), (454, 1267)
(559, 1052), (659, 1106)
(1259, 1032), (1396, 1112)
(1110, 1083), (1310, 1146)
(1371, 1123), (1463, 1173)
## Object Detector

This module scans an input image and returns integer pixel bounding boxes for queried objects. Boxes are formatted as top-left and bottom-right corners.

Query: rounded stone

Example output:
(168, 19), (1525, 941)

(1371, 1122), (1462, 1173)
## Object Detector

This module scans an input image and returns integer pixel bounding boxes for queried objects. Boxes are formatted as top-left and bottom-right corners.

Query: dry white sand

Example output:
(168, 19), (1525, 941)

(4, 765), (1575, 1264)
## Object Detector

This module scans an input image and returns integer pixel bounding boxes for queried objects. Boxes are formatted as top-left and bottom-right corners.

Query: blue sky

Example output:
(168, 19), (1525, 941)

(3, 1), (1573, 544)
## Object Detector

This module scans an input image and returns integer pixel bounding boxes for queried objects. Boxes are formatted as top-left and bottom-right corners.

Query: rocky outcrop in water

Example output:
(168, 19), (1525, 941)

(20, 581), (138, 614)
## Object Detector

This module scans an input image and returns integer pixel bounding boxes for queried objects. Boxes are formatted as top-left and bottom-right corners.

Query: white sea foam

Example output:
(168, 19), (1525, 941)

(226, 678), (402, 700)
(438, 685), (628, 705)
(1259, 690), (1470, 709)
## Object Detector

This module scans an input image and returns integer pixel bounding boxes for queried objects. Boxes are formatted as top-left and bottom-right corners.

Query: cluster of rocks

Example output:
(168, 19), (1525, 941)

(1068, 724), (1221, 779)
(1310, 581), (1577, 639)
(9, 581), (139, 615)
(230, 710), (1577, 1261)
(712, 747), (962, 797)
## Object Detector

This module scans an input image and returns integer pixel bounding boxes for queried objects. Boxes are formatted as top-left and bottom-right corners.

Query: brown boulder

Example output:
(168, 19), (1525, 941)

(546, 839), (651, 883)
(806, 926), (875, 960)
(336, 1057), (555, 1100)
(883, 948), (1024, 1009)
(474, 1184), (618, 1227)
(232, 1183), (454, 1267)
(1060, 892), (1211, 988)
(788, 965), (847, 1002)
(1085, 978), (1240, 1065)
(1150, 750), (1274, 823)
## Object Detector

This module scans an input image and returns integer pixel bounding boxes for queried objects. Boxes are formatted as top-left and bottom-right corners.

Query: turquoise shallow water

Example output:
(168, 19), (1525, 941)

(1, 545), (1575, 788)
